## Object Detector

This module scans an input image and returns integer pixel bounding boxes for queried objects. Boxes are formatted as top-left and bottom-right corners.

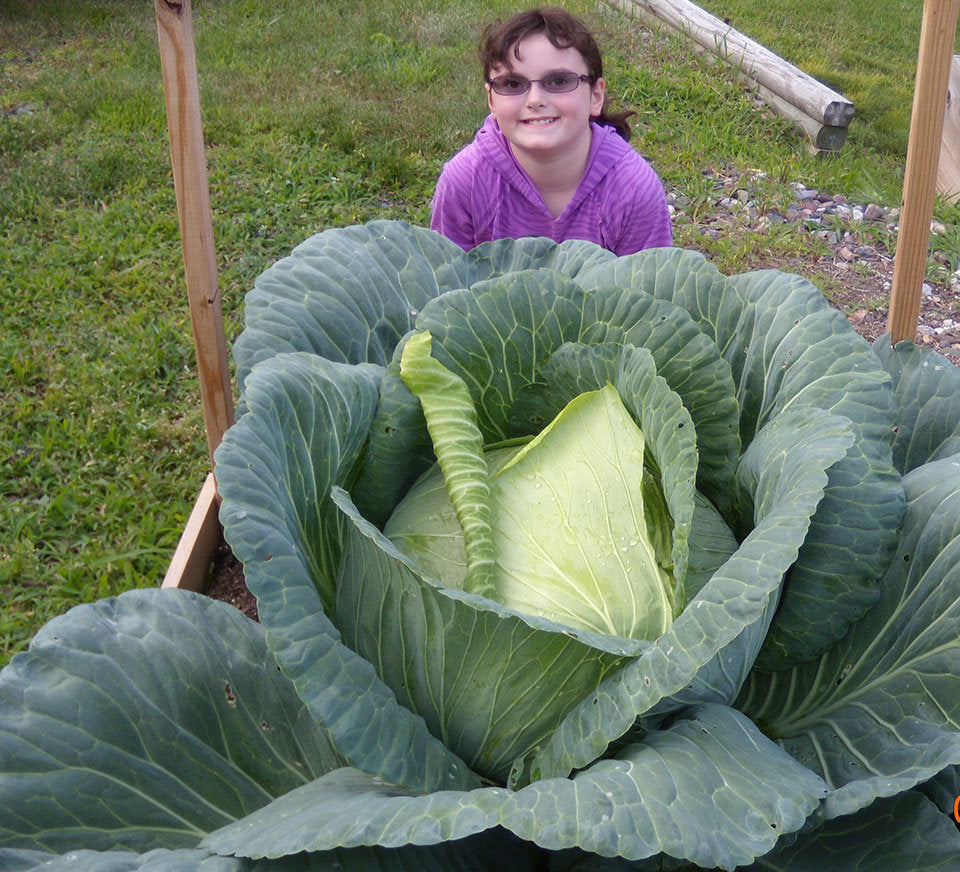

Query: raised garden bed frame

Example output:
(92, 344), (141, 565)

(156, 0), (960, 593)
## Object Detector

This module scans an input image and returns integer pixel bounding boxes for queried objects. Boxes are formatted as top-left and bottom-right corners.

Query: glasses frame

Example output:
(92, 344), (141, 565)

(486, 70), (595, 97)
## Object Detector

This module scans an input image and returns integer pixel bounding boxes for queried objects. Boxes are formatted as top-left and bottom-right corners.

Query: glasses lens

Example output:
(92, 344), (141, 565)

(489, 71), (587, 96)
(542, 72), (580, 93)
(491, 75), (529, 95)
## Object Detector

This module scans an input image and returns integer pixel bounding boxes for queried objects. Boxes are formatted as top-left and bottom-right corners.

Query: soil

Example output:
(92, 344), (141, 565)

(206, 541), (258, 621)
(203, 186), (960, 617)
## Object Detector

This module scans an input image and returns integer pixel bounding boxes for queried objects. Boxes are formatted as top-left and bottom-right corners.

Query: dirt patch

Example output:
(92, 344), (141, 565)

(206, 541), (258, 621)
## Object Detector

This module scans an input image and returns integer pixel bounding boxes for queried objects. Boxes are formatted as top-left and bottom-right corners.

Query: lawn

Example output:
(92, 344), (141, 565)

(1, 0), (958, 664)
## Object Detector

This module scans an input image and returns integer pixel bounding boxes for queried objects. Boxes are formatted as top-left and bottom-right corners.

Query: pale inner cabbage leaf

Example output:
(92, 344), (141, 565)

(386, 384), (675, 641)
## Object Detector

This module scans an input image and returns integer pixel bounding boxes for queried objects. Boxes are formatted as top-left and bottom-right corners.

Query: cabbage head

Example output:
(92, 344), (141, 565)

(4, 221), (960, 872)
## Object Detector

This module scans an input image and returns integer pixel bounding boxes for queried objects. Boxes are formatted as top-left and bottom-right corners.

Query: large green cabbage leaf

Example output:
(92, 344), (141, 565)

(4, 224), (960, 872)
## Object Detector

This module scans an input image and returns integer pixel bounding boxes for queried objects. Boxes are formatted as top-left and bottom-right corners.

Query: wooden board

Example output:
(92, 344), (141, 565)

(937, 55), (960, 200)
(162, 473), (221, 591)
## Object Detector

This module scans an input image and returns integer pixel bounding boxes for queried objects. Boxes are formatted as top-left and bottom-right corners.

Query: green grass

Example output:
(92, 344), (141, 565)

(1, 0), (958, 664)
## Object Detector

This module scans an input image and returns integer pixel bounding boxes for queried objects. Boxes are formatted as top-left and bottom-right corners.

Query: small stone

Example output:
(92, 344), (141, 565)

(796, 188), (818, 200)
(917, 324), (935, 335)
(864, 203), (886, 220)
(7, 102), (38, 117)
(922, 333), (934, 344)
(922, 283), (933, 296)
(889, 208), (901, 219)
(931, 221), (947, 234)
(833, 193), (847, 204)
(784, 207), (801, 222)
(851, 308), (868, 323)
(838, 246), (856, 261)
(851, 208), (864, 222)
(856, 246), (876, 258)
(799, 198), (819, 210)
(764, 211), (786, 225)
(944, 319), (955, 329)
(836, 204), (853, 219)
(882, 281), (892, 292)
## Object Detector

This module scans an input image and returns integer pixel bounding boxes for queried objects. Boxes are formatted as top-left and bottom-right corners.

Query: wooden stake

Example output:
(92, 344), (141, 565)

(155, 0), (235, 462)
(937, 55), (960, 200)
(156, 0), (235, 590)
(888, 0), (960, 343)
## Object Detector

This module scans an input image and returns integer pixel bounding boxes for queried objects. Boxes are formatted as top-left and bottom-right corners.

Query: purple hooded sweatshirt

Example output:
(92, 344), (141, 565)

(430, 115), (672, 255)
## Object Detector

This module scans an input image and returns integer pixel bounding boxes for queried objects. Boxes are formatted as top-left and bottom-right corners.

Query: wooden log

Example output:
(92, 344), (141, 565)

(889, 0), (960, 344)
(752, 80), (849, 153)
(155, 0), (235, 465)
(937, 55), (960, 200)
(162, 473), (221, 591)
(609, 0), (854, 151)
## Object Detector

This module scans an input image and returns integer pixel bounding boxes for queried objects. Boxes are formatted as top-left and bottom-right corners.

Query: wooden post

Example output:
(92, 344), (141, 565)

(937, 55), (960, 200)
(155, 0), (235, 461)
(156, 0), (235, 590)
(888, 0), (960, 343)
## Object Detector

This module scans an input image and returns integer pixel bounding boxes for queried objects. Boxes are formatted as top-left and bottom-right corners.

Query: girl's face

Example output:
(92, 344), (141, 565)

(486, 33), (605, 163)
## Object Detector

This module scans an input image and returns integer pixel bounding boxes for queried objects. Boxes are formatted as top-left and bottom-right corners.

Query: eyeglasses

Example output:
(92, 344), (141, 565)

(486, 70), (594, 96)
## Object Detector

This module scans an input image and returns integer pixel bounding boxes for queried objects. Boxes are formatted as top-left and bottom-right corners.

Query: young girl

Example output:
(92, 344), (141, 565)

(430, 6), (672, 255)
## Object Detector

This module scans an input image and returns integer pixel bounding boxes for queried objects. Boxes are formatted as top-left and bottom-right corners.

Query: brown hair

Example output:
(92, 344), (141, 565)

(479, 6), (634, 141)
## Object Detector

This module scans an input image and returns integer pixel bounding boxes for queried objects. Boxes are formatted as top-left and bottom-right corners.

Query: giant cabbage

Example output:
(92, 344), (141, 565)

(3, 221), (960, 871)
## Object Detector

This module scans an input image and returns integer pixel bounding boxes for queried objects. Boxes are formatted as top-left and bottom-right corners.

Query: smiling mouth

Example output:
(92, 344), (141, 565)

(522, 117), (558, 126)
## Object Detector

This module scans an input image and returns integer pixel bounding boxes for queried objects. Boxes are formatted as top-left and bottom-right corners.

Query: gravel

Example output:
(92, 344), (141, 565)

(668, 169), (960, 365)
